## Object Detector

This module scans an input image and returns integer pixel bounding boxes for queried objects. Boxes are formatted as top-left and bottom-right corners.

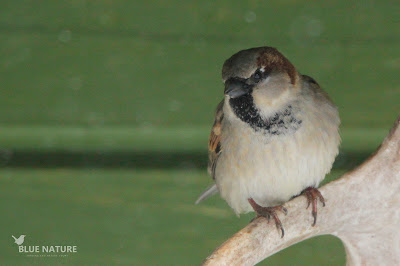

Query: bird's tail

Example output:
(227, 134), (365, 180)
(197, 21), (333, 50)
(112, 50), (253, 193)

(195, 184), (218, 204)
(12, 235), (17, 241)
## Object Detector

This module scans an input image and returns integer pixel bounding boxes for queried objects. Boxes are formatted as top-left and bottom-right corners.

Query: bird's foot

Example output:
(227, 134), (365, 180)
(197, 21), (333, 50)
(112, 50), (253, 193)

(301, 187), (325, 226)
(248, 198), (288, 238)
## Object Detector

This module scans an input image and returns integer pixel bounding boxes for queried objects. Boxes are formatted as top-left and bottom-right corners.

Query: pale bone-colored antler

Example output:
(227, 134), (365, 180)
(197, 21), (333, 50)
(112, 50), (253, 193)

(203, 115), (400, 266)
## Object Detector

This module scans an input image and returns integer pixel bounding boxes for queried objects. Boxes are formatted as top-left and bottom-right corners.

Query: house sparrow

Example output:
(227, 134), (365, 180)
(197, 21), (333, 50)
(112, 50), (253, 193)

(196, 47), (340, 237)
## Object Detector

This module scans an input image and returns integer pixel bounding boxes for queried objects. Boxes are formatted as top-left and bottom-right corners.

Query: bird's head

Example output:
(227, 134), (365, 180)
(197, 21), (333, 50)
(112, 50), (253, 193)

(222, 47), (300, 120)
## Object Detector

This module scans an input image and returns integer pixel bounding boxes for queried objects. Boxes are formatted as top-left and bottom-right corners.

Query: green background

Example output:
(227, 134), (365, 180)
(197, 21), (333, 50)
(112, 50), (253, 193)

(0, 0), (399, 265)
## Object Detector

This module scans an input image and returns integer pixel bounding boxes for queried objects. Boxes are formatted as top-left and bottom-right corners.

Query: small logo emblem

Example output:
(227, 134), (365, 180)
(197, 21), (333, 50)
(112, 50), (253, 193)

(12, 235), (26, 245)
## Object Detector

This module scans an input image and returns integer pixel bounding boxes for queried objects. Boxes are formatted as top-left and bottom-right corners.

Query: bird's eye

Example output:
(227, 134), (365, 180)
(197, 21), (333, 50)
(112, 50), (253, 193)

(253, 69), (263, 83)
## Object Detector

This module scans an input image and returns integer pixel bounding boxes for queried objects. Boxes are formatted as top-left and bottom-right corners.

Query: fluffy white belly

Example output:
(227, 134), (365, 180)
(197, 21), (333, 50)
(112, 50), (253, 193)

(215, 120), (339, 215)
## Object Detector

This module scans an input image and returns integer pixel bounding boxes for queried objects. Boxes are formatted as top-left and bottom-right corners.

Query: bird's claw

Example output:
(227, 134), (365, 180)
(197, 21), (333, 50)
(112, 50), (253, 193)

(302, 187), (325, 226)
(248, 198), (288, 238)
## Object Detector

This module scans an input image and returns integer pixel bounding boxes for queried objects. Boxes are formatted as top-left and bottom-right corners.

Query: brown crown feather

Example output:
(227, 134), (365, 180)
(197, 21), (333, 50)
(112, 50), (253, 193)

(256, 47), (297, 85)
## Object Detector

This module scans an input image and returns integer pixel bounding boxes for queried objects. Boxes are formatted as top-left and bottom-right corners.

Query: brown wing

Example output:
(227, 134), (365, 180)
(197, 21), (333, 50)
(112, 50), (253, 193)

(208, 100), (224, 180)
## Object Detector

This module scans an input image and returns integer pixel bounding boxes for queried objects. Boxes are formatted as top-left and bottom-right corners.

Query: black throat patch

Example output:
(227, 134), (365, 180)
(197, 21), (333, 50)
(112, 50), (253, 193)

(229, 94), (302, 135)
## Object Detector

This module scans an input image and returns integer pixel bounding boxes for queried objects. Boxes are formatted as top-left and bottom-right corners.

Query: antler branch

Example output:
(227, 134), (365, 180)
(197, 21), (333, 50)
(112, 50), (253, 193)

(203, 115), (400, 266)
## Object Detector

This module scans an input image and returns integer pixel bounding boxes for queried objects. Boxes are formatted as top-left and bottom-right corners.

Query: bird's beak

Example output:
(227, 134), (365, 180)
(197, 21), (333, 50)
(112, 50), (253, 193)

(224, 78), (251, 98)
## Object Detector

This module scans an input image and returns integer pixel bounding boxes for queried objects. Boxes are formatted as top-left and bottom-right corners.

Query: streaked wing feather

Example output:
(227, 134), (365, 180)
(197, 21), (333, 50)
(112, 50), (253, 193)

(208, 100), (224, 179)
(196, 100), (224, 204)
